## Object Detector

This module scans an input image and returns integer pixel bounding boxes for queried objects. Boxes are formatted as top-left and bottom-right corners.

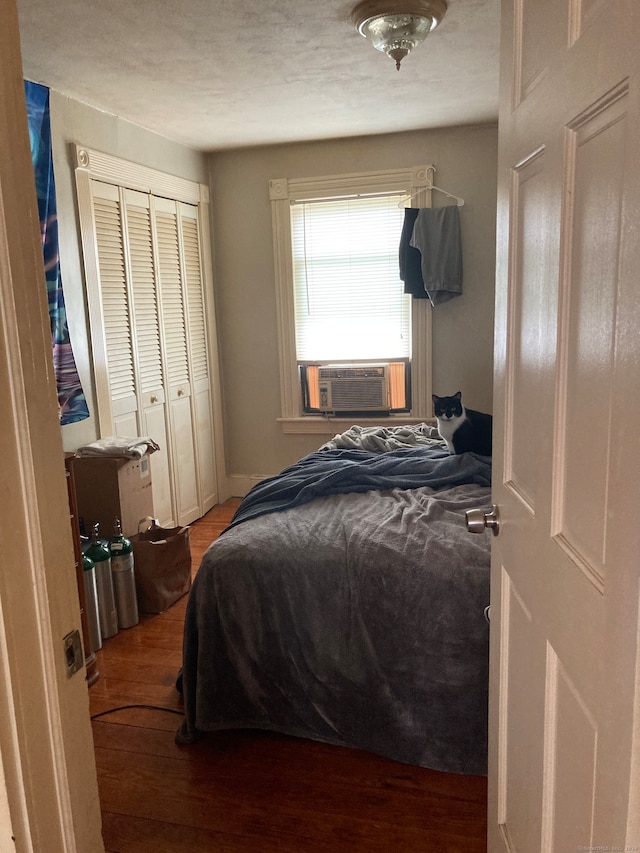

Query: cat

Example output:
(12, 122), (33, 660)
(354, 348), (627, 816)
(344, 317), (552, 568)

(432, 391), (493, 456)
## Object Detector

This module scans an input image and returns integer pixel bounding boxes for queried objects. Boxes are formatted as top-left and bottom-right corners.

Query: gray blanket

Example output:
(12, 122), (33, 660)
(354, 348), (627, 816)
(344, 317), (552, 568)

(320, 422), (443, 452)
(227, 447), (491, 530)
(177, 454), (491, 775)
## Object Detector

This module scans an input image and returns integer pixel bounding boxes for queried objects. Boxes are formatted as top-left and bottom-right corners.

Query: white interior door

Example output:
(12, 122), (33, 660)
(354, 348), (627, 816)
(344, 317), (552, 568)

(179, 203), (218, 513)
(153, 198), (200, 526)
(489, 1), (640, 850)
(0, 0), (103, 846)
(124, 189), (175, 527)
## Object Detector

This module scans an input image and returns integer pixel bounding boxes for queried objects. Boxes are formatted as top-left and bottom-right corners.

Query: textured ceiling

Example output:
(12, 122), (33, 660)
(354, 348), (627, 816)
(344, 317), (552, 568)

(16, 0), (500, 152)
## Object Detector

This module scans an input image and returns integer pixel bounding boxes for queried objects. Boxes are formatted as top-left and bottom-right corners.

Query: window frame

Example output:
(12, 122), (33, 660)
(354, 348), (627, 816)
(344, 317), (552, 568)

(270, 165), (435, 431)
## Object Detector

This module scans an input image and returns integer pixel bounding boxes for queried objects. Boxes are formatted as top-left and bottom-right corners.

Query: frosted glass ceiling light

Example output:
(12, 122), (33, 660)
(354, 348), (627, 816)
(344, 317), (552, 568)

(351, 0), (447, 70)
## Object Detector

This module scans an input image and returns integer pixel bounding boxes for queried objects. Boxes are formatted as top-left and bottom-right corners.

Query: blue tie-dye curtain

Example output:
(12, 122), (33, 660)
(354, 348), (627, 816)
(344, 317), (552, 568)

(24, 80), (89, 425)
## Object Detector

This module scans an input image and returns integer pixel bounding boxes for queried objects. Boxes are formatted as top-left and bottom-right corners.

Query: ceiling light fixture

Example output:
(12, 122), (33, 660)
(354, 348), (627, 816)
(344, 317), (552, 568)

(351, 0), (447, 70)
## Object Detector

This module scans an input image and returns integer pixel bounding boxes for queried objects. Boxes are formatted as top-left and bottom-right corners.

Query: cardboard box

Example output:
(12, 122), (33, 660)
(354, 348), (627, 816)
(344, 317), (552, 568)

(72, 454), (153, 539)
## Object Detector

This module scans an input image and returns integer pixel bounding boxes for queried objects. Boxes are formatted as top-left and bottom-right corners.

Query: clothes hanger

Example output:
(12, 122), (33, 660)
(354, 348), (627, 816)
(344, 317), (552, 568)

(398, 183), (464, 208)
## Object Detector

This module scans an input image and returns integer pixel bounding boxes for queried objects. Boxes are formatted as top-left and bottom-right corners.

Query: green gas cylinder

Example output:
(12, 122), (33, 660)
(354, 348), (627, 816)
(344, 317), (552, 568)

(109, 518), (139, 629)
(82, 552), (102, 654)
(85, 523), (118, 640)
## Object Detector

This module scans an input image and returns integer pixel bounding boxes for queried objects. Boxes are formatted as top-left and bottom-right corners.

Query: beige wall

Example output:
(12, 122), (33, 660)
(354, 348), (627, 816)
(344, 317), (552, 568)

(209, 124), (498, 480)
(46, 91), (497, 486)
(48, 91), (210, 452)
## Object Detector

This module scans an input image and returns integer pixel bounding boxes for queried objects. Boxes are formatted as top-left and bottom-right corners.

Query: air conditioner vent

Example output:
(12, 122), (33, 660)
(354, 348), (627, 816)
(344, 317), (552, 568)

(317, 363), (389, 412)
(318, 365), (387, 380)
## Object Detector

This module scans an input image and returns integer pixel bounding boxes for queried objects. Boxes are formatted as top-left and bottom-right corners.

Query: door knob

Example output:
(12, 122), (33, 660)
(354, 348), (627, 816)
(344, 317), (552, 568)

(465, 505), (500, 536)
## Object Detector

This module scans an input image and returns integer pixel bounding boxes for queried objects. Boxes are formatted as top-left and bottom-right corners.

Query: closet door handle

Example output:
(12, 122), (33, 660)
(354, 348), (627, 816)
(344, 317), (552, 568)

(150, 395), (158, 404)
(177, 388), (184, 397)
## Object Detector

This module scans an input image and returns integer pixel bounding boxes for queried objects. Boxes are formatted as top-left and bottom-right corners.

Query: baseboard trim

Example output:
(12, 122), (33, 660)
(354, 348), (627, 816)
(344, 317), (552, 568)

(223, 474), (271, 499)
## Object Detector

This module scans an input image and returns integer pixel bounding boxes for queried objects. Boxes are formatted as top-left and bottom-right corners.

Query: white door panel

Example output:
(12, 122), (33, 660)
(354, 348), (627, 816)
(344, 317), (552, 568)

(490, 1), (640, 849)
(180, 205), (217, 511)
(112, 410), (139, 439)
(154, 200), (200, 525)
(124, 192), (176, 526)
(193, 383), (217, 512)
(0, 6), (103, 844)
(170, 395), (200, 525)
(90, 182), (137, 436)
(143, 399), (174, 527)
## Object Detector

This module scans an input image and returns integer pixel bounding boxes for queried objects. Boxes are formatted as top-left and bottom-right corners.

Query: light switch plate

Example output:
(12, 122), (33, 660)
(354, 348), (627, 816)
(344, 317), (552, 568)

(63, 629), (83, 678)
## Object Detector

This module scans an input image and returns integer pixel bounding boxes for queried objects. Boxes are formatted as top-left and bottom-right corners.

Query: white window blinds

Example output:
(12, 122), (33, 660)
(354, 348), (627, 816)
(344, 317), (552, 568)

(291, 194), (410, 361)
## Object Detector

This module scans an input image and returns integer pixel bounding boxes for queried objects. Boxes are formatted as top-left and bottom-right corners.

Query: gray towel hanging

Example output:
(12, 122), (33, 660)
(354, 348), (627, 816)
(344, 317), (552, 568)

(410, 206), (463, 306)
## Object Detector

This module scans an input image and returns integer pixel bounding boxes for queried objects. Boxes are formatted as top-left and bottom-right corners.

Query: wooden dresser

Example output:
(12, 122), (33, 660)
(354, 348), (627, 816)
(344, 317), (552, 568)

(64, 453), (99, 686)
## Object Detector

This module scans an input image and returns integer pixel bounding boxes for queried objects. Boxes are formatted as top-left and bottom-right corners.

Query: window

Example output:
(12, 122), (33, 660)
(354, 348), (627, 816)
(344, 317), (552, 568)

(270, 166), (434, 429)
(291, 195), (410, 361)
(292, 193), (411, 413)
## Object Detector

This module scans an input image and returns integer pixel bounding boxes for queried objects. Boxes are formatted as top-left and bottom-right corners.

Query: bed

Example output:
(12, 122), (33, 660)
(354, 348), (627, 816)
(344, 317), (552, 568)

(176, 424), (492, 775)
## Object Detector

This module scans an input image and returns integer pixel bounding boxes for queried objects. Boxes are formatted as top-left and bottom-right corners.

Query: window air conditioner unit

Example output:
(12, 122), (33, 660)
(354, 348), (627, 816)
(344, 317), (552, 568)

(317, 364), (390, 412)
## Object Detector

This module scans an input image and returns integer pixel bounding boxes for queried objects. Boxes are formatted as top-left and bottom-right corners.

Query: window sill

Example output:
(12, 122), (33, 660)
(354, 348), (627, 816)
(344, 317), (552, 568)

(278, 416), (435, 435)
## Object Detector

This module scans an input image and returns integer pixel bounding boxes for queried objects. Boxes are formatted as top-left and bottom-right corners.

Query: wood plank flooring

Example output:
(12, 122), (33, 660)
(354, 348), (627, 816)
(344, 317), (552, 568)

(90, 499), (487, 852)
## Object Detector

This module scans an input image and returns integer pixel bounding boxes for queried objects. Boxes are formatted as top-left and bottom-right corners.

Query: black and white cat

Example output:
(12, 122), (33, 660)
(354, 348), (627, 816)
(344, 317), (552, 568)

(432, 391), (493, 456)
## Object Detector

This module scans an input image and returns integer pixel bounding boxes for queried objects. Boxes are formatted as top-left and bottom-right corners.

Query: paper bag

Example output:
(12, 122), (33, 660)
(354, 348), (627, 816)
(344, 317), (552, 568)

(131, 522), (192, 614)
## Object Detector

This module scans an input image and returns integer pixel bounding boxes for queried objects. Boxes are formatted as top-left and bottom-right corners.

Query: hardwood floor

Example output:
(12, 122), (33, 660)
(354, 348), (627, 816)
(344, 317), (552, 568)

(90, 499), (487, 852)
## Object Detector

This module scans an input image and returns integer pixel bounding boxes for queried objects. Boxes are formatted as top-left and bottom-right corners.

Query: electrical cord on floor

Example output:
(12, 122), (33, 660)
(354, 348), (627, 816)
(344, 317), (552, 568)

(90, 704), (184, 721)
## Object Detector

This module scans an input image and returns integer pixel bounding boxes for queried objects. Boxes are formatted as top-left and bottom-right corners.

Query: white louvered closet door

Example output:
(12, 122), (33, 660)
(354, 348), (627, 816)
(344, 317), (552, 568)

(78, 153), (218, 528)
(179, 203), (217, 514)
(91, 181), (139, 437)
(153, 197), (200, 527)
(124, 189), (175, 527)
